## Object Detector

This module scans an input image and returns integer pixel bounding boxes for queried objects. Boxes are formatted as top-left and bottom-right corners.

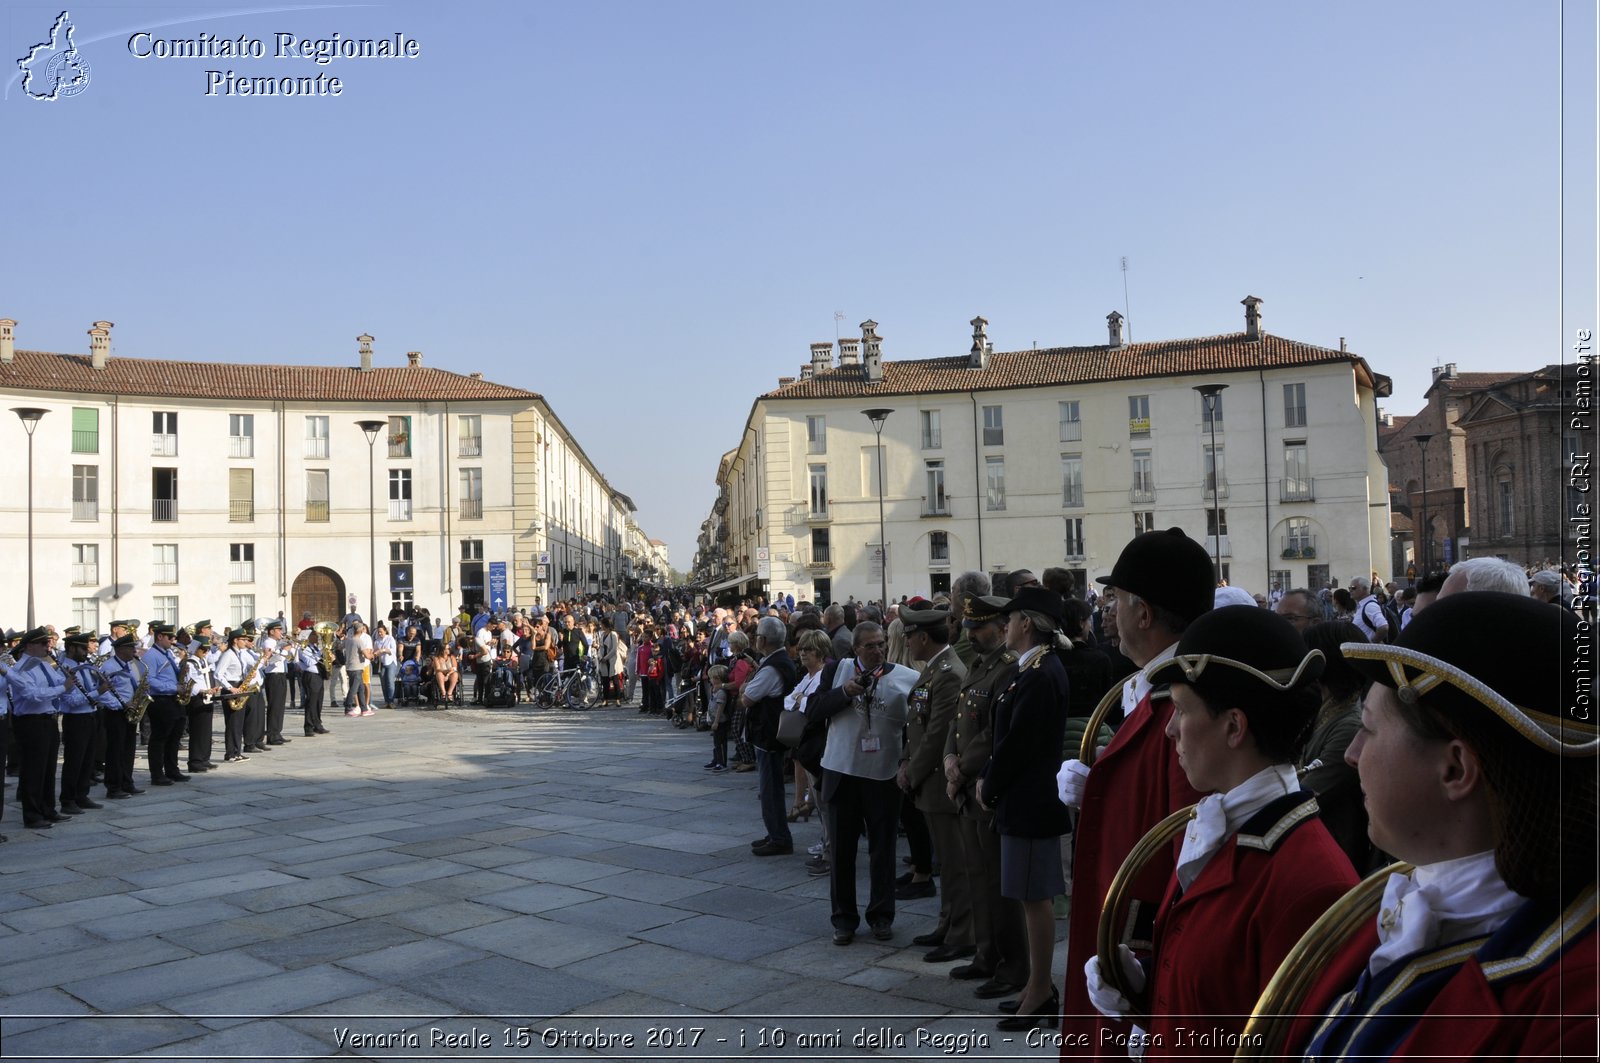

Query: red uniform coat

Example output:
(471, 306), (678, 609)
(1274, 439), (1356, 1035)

(1061, 681), (1204, 1058)
(1142, 792), (1357, 1058)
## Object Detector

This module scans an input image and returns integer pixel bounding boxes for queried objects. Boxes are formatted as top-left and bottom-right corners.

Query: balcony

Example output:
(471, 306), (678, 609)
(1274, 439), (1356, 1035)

(1280, 477), (1316, 503)
(306, 500), (330, 522)
(305, 438), (329, 460)
(1129, 417), (1151, 437)
(388, 437), (411, 459)
(152, 433), (177, 457)
(922, 500), (950, 518)
(1129, 484), (1156, 504)
(805, 549), (833, 571)
(1281, 535), (1318, 560)
(1059, 422), (1083, 442)
(72, 499), (98, 521)
(71, 430), (97, 453)
(1064, 541), (1086, 561)
(807, 508), (830, 524)
(460, 498), (483, 520)
(154, 564), (177, 585)
(389, 499), (413, 521)
(922, 431), (942, 449)
(229, 500), (254, 522)
(229, 436), (254, 459)
(153, 499), (177, 522)
(459, 436), (482, 457)
(1202, 475), (1230, 499)
(1063, 490), (1084, 509)
(71, 563), (97, 585)
(230, 562), (255, 583)
(1203, 534), (1232, 557)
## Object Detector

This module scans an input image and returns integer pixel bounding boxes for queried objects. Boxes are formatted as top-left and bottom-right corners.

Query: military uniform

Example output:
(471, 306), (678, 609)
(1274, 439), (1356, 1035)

(903, 639), (970, 946)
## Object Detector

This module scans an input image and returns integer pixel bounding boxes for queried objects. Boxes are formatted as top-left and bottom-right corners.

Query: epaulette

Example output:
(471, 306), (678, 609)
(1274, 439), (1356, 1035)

(1027, 653), (1047, 670)
(1000, 650), (1018, 663)
(938, 659), (951, 672)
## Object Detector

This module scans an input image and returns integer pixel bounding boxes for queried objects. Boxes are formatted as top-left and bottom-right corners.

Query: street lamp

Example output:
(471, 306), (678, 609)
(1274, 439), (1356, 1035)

(12, 408), (48, 628)
(1413, 433), (1434, 578)
(863, 408), (894, 609)
(1191, 384), (1228, 583)
(356, 420), (386, 624)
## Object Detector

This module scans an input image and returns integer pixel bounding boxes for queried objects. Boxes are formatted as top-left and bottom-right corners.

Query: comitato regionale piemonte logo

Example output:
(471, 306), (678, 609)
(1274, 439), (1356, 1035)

(18, 10), (91, 100)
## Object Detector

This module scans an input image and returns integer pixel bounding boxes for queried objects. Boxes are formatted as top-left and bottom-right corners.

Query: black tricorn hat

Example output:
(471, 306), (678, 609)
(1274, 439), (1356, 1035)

(1098, 528), (1214, 625)
(1148, 605), (1324, 705)
(999, 586), (1066, 632)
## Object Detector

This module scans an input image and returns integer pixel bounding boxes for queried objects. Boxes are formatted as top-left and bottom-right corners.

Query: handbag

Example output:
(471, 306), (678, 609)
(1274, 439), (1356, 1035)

(776, 707), (808, 747)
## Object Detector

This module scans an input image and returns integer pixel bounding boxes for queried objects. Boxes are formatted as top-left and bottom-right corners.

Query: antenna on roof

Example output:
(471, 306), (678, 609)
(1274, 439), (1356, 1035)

(1120, 256), (1133, 343)
(833, 311), (844, 342)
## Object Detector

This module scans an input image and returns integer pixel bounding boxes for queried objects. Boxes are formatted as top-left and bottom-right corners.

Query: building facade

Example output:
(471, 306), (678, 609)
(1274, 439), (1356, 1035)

(699, 298), (1393, 604)
(0, 320), (648, 629)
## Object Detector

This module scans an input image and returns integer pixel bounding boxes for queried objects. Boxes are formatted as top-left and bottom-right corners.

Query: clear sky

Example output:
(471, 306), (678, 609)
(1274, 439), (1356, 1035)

(5, 0), (1594, 568)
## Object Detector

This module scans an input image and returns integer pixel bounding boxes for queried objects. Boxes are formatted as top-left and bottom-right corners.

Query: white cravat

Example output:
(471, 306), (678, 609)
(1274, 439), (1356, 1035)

(1175, 764), (1298, 891)
(1368, 850), (1521, 976)
(1122, 642), (1179, 719)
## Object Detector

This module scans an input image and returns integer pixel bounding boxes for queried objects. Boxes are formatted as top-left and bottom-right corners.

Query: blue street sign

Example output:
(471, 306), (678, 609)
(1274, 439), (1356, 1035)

(489, 561), (508, 611)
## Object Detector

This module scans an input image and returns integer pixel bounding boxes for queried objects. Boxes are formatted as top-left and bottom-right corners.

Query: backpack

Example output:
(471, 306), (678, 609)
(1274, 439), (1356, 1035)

(1363, 598), (1399, 644)
(1380, 600), (1403, 643)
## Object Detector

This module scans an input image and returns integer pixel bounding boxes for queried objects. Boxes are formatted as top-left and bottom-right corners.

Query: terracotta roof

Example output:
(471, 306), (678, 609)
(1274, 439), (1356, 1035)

(761, 331), (1383, 400)
(1449, 371), (1521, 389)
(0, 350), (540, 403)
(1377, 413), (1413, 439)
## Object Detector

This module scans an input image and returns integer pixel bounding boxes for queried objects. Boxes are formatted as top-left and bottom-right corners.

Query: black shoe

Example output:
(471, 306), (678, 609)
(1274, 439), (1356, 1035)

(75, 798), (104, 810)
(121, 786), (145, 795)
(896, 870), (916, 886)
(973, 977), (1024, 998)
(187, 765), (210, 773)
(225, 754), (250, 762)
(268, 737), (291, 744)
(168, 772), (191, 782)
(23, 819), (52, 830)
(996, 990), (1059, 1031)
(870, 921), (893, 941)
(57, 802), (84, 815)
(106, 791), (132, 800)
(45, 811), (67, 822)
(314, 727), (330, 734)
(304, 731), (316, 737)
(832, 928), (854, 946)
(912, 930), (946, 947)
(150, 778), (173, 786)
(895, 878), (936, 900)
(752, 841), (794, 856)
(923, 944), (976, 964)
(750, 836), (773, 849)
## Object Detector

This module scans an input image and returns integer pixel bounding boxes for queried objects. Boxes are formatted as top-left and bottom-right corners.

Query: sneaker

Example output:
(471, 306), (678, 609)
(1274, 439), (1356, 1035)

(808, 842), (825, 856)
(703, 761), (718, 770)
(806, 855), (831, 877)
(345, 711), (360, 717)
(708, 764), (728, 773)
(360, 709), (375, 717)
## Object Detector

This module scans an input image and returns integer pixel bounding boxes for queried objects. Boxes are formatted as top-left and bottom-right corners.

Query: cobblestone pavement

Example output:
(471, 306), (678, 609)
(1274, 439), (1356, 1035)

(0, 702), (1066, 1061)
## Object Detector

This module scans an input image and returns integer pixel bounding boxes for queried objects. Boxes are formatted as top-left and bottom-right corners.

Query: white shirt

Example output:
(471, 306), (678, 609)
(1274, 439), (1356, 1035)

(1369, 851), (1521, 976)
(1353, 594), (1387, 641)
(1175, 764), (1298, 890)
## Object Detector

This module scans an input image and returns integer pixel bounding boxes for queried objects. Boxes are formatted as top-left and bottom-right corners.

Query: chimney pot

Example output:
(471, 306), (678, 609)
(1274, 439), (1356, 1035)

(861, 320), (883, 382)
(969, 316), (990, 369)
(809, 341), (834, 372)
(0, 318), (15, 364)
(800, 364), (814, 379)
(88, 320), (113, 370)
(406, 350), (422, 367)
(469, 371), (483, 380)
(1241, 295), (1263, 341)
(1107, 311), (1125, 348)
(838, 337), (861, 367)
(778, 375), (796, 386)
(1445, 362), (1458, 379)
(357, 332), (374, 372)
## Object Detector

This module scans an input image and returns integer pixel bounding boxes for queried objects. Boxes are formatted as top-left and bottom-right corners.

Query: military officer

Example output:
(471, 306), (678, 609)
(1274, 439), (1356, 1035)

(942, 594), (1027, 999)
(58, 631), (107, 813)
(898, 597), (973, 962)
(8, 627), (66, 828)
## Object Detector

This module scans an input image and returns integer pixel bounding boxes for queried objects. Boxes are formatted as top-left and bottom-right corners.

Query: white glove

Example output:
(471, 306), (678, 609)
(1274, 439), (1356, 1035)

(1058, 758), (1090, 809)
(1083, 944), (1145, 1020)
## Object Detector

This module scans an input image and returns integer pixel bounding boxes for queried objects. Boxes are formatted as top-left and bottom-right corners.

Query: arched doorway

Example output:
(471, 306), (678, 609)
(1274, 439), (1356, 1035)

(292, 567), (345, 626)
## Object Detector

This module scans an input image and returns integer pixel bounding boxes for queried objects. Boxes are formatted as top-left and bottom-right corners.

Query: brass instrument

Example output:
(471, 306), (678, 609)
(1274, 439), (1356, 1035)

(127, 665), (152, 725)
(1235, 861), (1412, 1060)
(226, 648), (265, 712)
(1096, 803), (1199, 1026)
(1079, 679), (1129, 765)
(177, 652), (196, 706)
(316, 621), (338, 674)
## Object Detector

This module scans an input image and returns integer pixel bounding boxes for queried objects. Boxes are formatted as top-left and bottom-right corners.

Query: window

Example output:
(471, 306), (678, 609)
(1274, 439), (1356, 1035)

(73, 465), (98, 520)
(306, 470), (330, 522)
(806, 415), (826, 454)
(1064, 517), (1085, 558)
(811, 527), (831, 564)
(72, 597), (98, 633)
(1134, 510), (1156, 536)
(229, 468), (254, 522)
(390, 540), (414, 599)
(230, 543), (255, 583)
(229, 594), (255, 629)
(1059, 400), (1082, 442)
(1282, 441), (1313, 501)
(1131, 449), (1154, 502)
(920, 410), (942, 449)
(1203, 445), (1227, 496)
(389, 468), (413, 520)
(1496, 468), (1515, 536)
(1129, 395), (1151, 436)
(152, 411), (177, 456)
(808, 464), (828, 517)
(460, 468), (483, 520)
(305, 415), (330, 459)
(1206, 508), (1229, 537)
(1285, 516), (1314, 558)
(152, 468), (178, 522)
(388, 415), (411, 458)
(153, 544), (178, 584)
(985, 456), (1006, 511)
(813, 577), (832, 605)
(71, 543), (98, 585)
(1283, 383), (1307, 428)
(461, 539), (483, 561)
(229, 413), (254, 458)
(461, 539), (484, 607)
(1061, 455), (1084, 507)
(930, 531), (949, 563)
(1200, 390), (1224, 431)
(151, 596), (179, 627)
(72, 407), (98, 453)
(925, 460), (947, 515)
(982, 405), (1004, 446)
(458, 414), (482, 457)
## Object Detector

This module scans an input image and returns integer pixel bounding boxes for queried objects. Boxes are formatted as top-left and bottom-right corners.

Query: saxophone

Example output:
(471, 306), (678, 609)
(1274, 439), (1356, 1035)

(178, 656), (195, 706)
(227, 651), (265, 712)
(127, 666), (152, 725)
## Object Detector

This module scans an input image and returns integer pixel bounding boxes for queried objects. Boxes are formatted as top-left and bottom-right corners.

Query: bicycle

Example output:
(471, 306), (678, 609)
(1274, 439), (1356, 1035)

(533, 659), (600, 710)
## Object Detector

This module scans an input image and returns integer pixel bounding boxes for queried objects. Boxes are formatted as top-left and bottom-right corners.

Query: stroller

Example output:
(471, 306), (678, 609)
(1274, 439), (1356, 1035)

(483, 656), (520, 708)
(397, 658), (423, 705)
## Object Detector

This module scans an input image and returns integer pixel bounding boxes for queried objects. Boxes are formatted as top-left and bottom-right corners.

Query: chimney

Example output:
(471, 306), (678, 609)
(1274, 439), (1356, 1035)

(1242, 296), (1262, 341)
(1430, 365), (1446, 383)
(0, 318), (14, 364)
(861, 320), (883, 382)
(800, 364), (814, 379)
(810, 341), (833, 374)
(357, 332), (374, 372)
(88, 320), (113, 370)
(406, 350), (423, 367)
(838, 336), (861, 367)
(469, 371), (484, 380)
(1444, 362), (1458, 380)
(1339, 336), (1347, 353)
(969, 316), (989, 368)
(778, 375), (796, 387)
(1107, 311), (1124, 348)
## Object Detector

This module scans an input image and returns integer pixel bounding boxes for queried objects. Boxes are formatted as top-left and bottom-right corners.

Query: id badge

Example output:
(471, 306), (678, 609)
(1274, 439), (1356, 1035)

(860, 731), (881, 754)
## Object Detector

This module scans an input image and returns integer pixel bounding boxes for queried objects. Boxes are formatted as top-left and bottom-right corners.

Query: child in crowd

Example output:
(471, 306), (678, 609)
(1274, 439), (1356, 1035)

(704, 664), (730, 772)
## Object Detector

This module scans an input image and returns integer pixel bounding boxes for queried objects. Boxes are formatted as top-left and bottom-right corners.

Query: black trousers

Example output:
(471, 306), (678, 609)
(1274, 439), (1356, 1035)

(244, 690), (266, 748)
(286, 665), (300, 707)
(300, 672), (325, 733)
(900, 800), (934, 876)
(59, 712), (97, 805)
(823, 771), (902, 932)
(145, 695), (184, 781)
(223, 699), (246, 758)
(100, 707), (136, 794)
(186, 702), (215, 768)
(263, 673), (289, 741)
(13, 712), (60, 823)
(957, 809), (1029, 984)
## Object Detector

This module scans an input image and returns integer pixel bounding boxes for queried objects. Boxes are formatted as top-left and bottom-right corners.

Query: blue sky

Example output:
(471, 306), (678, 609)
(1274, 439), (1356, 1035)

(5, 0), (1593, 566)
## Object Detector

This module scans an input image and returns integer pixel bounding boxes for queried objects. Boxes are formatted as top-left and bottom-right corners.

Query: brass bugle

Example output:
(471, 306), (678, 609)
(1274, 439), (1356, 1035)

(1096, 803), (1199, 1026)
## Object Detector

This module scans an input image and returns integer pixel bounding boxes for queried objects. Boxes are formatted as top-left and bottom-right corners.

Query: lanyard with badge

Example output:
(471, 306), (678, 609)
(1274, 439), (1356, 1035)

(857, 661), (886, 754)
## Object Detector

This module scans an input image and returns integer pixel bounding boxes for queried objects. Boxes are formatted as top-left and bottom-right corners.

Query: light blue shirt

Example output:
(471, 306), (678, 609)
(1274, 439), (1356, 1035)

(8, 654), (66, 715)
(144, 645), (181, 695)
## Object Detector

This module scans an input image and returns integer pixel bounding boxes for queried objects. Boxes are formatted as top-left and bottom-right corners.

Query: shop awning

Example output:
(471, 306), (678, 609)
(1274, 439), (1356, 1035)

(704, 572), (757, 593)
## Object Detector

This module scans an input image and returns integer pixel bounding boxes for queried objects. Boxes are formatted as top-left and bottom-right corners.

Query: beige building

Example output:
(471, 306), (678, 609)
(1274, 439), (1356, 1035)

(699, 297), (1393, 603)
(0, 319), (649, 629)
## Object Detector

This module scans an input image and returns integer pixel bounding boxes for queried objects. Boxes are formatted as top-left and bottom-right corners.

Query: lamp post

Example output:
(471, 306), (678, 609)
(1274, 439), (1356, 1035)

(12, 408), (48, 628)
(1414, 433), (1434, 577)
(1191, 384), (1228, 583)
(356, 420), (386, 625)
(863, 408), (894, 609)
